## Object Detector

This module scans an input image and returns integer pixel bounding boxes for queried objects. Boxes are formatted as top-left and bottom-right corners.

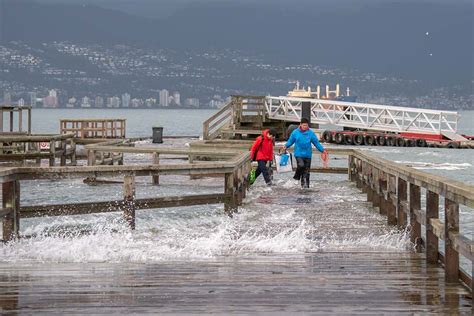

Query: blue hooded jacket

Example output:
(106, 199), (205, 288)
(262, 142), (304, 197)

(285, 128), (325, 158)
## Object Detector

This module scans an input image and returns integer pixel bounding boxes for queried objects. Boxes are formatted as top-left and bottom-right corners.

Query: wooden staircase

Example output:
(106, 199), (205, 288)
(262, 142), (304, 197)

(203, 95), (290, 140)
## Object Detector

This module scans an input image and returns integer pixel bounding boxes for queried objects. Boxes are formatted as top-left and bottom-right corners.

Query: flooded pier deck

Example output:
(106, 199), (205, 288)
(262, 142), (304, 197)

(1, 252), (471, 314)
(0, 174), (472, 314)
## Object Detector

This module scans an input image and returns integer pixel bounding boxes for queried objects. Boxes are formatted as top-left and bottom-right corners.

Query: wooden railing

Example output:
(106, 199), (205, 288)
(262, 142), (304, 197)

(0, 133), (76, 166)
(60, 119), (126, 139)
(0, 147), (251, 240)
(202, 102), (233, 140)
(349, 150), (473, 292)
(0, 105), (32, 134)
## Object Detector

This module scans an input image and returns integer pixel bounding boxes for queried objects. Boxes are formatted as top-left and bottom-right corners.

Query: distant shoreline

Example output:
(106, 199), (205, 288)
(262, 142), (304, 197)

(34, 108), (217, 110)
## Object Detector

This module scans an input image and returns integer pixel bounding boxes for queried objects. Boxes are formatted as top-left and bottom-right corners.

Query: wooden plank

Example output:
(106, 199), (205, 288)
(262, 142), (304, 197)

(0, 252), (471, 314)
(449, 232), (474, 262)
(426, 190), (439, 264)
(19, 194), (229, 218)
(0, 153), (53, 160)
(444, 198), (459, 283)
(0, 133), (75, 142)
(85, 145), (239, 157)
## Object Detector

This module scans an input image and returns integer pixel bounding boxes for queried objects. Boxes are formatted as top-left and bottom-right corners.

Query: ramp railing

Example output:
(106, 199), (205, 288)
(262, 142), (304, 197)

(202, 101), (233, 140)
(265, 96), (459, 134)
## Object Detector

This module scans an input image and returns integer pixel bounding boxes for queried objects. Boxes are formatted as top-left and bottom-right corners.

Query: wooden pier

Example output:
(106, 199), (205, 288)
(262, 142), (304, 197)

(0, 140), (472, 313)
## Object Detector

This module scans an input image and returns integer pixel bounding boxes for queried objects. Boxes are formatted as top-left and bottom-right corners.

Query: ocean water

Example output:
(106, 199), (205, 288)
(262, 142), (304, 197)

(0, 109), (472, 271)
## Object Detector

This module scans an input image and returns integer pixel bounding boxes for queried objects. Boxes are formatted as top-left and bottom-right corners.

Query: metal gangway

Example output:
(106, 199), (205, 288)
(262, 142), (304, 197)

(264, 96), (460, 135)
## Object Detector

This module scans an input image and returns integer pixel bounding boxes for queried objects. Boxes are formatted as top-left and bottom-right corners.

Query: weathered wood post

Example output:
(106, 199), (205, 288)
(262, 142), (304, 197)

(348, 155), (355, 182)
(444, 198), (459, 283)
(87, 149), (96, 166)
(33, 142), (41, 165)
(386, 175), (397, 225)
(397, 177), (408, 227)
(372, 168), (381, 208)
(235, 168), (243, 205)
(2, 180), (20, 241)
(70, 139), (77, 166)
(409, 183), (422, 252)
(355, 159), (362, 189)
(379, 172), (388, 216)
(123, 174), (136, 230)
(152, 152), (160, 185)
(224, 172), (237, 215)
(361, 161), (369, 194)
(188, 154), (201, 180)
(366, 164), (374, 203)
(426, 190), (439, 264)
(49, 140), (56, 166)
(60, 140), (67, 166)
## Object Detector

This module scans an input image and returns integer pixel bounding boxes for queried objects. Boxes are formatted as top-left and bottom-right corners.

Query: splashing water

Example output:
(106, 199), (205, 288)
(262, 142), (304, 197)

(0, 174), (412, 263)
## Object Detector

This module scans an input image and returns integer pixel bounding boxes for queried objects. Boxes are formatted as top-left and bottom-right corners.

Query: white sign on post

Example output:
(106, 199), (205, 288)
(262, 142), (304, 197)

(39, 142), (50, 150)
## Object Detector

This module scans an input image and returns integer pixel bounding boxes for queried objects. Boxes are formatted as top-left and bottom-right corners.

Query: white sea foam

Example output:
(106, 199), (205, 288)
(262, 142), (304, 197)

(395, 161), (472, 170)
(0, 179), (412, 263)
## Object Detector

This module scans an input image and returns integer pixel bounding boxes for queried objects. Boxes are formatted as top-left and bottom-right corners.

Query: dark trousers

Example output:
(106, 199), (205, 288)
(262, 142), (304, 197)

(255, 160), (272, 184)
(294, 157), (311, 188)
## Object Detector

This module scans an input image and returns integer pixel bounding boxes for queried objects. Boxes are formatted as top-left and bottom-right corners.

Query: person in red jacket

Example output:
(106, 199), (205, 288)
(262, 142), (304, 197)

(250, 128), (276, 185)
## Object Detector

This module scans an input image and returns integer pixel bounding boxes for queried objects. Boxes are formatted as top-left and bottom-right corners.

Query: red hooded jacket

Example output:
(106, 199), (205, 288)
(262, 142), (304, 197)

(250, 129), (274, 161)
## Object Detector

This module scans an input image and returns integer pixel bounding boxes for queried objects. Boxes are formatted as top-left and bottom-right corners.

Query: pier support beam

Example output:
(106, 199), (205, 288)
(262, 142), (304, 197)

(386, 175), (397, 226)
(426, 190), (439, 264)
(152, 153), (160, 185)
(2, 180), (20, 241)
(123, 174), (136, 230)
(379, 173), (387, 216)
(444, 198), (459, 283)
(49, 140), (56, 166)
(397, 178), (408, 227)
(224, 172), (237, 215)
(409, 184), (422, 252)
(87, 149), (96, 166)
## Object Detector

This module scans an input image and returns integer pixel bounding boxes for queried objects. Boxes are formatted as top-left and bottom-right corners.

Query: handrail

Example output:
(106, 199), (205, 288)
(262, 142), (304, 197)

(202, 101), (233, 140)
(0, 133), (75, 142)
(349, 148), (473, 291)
(265, 96), (459, 134)
(351, 149), (474, 207)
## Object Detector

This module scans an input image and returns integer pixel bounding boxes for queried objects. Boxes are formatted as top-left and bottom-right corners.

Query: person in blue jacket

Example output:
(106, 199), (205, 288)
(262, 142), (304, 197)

(283, 118), (327, 188)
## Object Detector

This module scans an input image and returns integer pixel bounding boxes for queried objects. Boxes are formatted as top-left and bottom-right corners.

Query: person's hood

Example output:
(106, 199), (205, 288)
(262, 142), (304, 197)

(263, 129), (271, 139)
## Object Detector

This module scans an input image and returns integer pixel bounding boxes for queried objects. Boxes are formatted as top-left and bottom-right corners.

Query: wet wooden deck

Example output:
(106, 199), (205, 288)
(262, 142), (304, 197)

(0, 252), (471, 314)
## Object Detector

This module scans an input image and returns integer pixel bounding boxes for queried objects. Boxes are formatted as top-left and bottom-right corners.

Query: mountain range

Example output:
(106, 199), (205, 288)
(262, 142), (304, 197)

(1, 0), (473, 85)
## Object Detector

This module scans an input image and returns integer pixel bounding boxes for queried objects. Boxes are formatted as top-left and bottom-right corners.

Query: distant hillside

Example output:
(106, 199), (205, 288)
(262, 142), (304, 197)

(2, 0), (473, 84)
(1, 0), (156, 44)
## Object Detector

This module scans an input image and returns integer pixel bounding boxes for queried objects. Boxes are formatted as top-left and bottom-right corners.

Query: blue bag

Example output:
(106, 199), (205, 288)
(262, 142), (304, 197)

(279, 153), (290, 166)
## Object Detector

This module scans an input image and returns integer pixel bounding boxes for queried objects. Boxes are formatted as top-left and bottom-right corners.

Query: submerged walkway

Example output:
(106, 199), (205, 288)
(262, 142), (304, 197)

(0, 174), (472, 314)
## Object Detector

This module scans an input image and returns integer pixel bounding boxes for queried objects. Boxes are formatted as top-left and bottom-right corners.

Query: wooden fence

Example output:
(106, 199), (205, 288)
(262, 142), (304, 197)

(349, 150), (473, 292)
(60, 119), (126, 139)
(0, 133), (76, 166)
